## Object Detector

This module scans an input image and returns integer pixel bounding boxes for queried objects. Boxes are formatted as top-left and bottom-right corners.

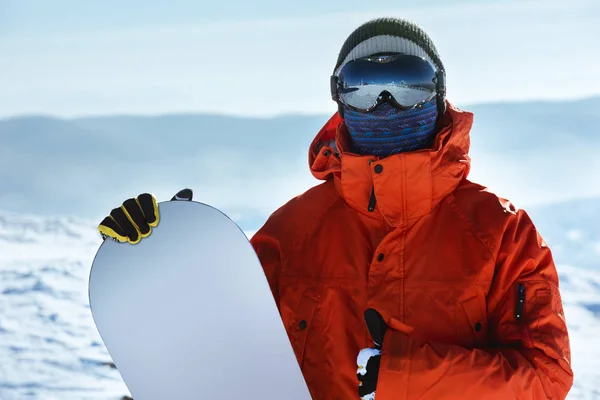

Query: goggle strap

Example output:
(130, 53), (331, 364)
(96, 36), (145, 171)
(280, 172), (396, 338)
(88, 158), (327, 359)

(435, 69), (446, 99)
(330, 75), (339, 102)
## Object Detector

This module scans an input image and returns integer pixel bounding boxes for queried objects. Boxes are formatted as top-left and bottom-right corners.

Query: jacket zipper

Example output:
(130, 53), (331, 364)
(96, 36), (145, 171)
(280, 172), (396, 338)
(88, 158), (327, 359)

(515, 283), (534, 348)
(368, 187), (377, 212)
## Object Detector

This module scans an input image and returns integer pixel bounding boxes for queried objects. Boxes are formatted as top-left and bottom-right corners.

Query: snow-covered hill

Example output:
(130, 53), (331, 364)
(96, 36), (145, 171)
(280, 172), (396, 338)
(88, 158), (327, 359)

(1, 96), (599, 219)
(0, 211), (129, 400)
(0, 200), (599, 399)
(528, 198), (600, 271)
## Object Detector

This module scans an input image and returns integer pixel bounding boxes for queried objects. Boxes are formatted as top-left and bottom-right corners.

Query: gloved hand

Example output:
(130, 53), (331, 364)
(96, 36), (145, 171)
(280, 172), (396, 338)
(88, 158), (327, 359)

(98, 188), (193, 244)
(357, 308), (387, 400)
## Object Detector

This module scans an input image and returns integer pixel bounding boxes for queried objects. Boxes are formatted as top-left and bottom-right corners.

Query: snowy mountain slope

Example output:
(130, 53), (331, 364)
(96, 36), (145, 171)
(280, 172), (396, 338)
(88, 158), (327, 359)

(529, 198), (600, 271)
(1, 96), (599, 219)
(0, 198), (599, 399)
(558, 264), (600, 399)
(0, 211), (129, 400)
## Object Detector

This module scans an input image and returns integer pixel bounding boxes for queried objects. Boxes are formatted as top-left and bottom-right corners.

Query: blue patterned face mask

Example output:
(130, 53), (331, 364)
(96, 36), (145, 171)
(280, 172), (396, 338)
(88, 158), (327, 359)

(343, 98), (439, 156)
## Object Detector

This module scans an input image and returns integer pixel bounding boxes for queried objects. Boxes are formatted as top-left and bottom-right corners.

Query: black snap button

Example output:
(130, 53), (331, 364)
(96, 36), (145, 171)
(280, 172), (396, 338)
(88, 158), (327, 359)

(299, 320), (307, 330)
(377, 253), (384, 262)
(374, 164), (383, 174)
(323, 150), (331, 156)
(474, 322), (482, 332)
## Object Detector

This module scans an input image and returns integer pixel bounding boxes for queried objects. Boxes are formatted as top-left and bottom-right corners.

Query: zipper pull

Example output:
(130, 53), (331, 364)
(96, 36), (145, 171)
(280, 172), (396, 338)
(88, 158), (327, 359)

(368, 187), (377, 212)
(515, 283), (525, 320)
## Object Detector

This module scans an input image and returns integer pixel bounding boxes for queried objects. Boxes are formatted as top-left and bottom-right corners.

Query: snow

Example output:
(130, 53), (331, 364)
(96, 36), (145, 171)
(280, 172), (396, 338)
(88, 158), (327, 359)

(558, 264), (600, 399)
(0, 211), (129, 400)
(0, 205), (599, 399)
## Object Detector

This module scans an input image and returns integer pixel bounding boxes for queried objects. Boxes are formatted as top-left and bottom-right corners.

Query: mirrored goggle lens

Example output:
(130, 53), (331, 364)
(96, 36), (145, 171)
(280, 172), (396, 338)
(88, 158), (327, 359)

(337, 54), (438, 111)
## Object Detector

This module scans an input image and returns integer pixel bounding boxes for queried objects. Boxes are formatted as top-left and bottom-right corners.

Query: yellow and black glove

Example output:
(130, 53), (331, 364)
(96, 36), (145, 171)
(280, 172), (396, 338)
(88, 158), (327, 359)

(98, 188), (193, 244)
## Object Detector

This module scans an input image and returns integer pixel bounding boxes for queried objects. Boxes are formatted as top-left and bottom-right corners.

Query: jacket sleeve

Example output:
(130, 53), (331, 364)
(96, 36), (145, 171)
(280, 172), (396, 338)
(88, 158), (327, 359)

(249, 224), (282, 309)
(375, 209), (574, 400)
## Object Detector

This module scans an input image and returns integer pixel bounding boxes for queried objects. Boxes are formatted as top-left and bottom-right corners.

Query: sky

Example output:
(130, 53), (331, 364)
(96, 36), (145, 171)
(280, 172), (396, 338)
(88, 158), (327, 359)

(1, 0), (599, 118)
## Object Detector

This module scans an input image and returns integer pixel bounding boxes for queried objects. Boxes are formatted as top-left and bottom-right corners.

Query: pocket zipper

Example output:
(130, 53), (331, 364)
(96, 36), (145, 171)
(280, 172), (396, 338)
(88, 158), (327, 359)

(515, 283), (525, 320)
(515, 282), (534, 348)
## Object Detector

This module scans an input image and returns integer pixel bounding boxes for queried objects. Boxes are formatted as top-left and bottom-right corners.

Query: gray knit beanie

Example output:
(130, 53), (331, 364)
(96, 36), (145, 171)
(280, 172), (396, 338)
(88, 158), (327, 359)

(333, 17), (444, 76)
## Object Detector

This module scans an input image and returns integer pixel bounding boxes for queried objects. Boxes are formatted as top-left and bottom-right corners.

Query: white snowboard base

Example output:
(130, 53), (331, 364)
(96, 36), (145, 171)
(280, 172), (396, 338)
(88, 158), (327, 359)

(88, 200), (311, 399)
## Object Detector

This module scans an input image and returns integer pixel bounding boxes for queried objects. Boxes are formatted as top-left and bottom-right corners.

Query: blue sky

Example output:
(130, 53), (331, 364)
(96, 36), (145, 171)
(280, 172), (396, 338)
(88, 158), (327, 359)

(0, 0), (474, 34)
(1, 0), (599, 117)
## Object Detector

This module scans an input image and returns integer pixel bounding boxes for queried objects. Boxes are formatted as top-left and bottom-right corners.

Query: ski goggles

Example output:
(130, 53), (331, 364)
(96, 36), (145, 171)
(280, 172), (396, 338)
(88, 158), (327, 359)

(330, 53), (444, 112)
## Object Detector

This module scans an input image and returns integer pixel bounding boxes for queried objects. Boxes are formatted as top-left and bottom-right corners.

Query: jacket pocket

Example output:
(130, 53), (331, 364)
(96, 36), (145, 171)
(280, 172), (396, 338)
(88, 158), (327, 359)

(459, 290), (489, 348)
(289, 286), (321, 369)
(515, 281), (570, 355)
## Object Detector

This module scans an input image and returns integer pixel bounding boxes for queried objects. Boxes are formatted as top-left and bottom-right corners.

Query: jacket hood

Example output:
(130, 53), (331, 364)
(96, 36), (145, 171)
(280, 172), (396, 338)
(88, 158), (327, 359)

(308, 100), (473, 226)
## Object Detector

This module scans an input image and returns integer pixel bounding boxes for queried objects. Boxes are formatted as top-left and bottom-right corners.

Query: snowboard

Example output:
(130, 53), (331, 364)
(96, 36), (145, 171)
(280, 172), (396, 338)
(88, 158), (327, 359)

(88, 200), (311, 399)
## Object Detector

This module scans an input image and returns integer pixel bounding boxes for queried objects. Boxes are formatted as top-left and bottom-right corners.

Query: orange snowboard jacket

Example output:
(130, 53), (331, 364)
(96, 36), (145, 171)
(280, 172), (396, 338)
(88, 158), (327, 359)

(250, 102), (573, 399)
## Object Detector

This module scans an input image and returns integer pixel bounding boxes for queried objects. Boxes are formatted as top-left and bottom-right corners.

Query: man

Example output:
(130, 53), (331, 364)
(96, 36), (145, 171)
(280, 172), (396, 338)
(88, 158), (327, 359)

(99, 17), (573, 399)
